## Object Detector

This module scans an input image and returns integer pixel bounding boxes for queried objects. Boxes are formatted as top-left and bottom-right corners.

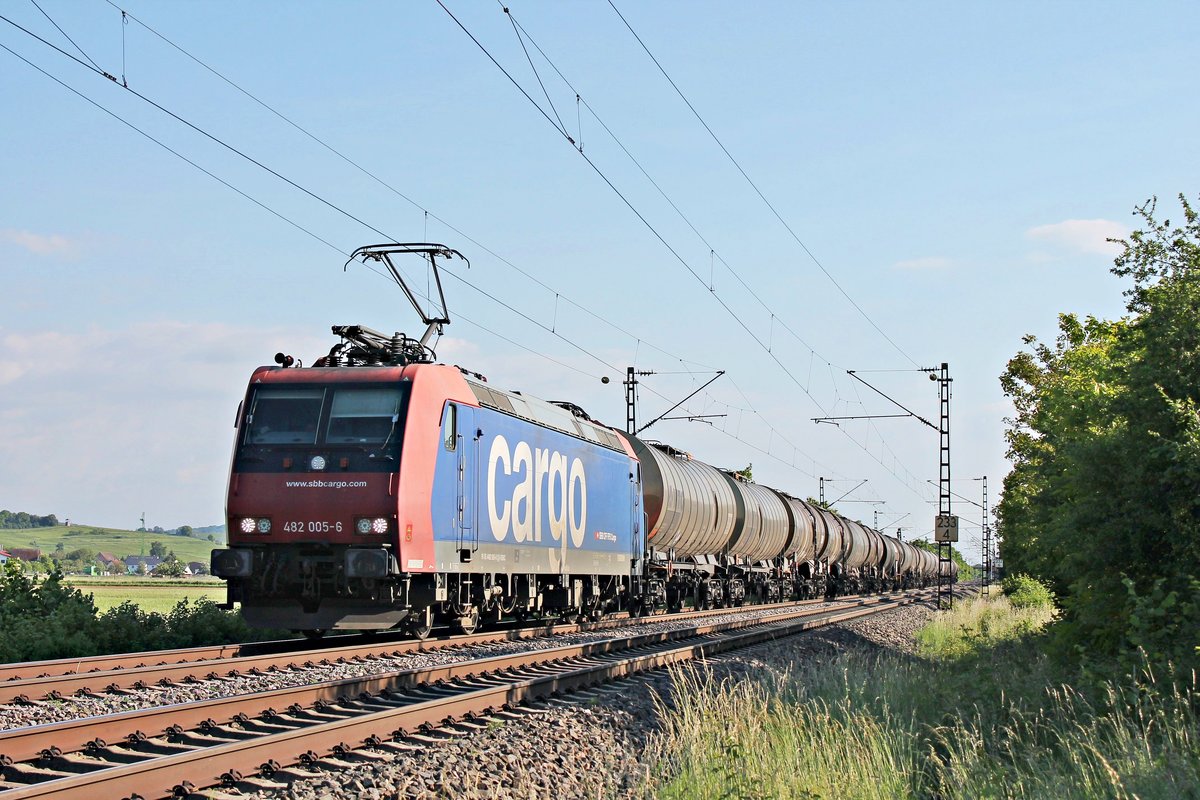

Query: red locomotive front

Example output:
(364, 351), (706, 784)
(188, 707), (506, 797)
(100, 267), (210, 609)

(215, 359), (476, 635)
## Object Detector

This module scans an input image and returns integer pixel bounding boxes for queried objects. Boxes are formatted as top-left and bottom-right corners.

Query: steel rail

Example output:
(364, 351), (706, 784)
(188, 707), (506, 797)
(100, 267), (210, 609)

(0, 592), (929, 799)
(0, 595), (855, 703)
(0, 591), (932, 797)
(0, 596), (826, 683)
(0, 594), (931, 800)
(0, 593), (913, 764)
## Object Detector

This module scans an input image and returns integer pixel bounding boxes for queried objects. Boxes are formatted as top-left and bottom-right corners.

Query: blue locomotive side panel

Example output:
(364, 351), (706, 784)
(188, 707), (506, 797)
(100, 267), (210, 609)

(430, 402), (638, 575)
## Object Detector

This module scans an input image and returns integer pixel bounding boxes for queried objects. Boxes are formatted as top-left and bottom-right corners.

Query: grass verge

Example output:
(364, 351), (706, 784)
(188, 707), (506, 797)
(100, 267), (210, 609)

(73, 582), (227, 614)
(646, 595), (1199, 799)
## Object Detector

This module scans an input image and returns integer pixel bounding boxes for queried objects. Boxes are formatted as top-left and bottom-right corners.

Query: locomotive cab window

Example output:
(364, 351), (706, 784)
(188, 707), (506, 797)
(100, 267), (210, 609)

(443, 404), (457, 451)
(244, 387), (325, 444)
(326, 388), (406, 444)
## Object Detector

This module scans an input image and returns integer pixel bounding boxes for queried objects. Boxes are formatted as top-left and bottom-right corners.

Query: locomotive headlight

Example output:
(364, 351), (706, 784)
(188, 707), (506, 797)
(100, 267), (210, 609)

(212, 548), (253, 578)
(256, 518), (272, 534)
(345, 548), (391, 578)
(239, 517), (257, 534)
(311, 456), (326, 471)
(355, 518), (372, 535)
(371, 517), (389, 534)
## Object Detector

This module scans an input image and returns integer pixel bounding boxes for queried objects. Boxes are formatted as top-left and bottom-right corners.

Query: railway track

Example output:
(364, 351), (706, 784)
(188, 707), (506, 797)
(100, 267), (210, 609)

(0, 589), (933, 799)
(0, 594), (882, 704)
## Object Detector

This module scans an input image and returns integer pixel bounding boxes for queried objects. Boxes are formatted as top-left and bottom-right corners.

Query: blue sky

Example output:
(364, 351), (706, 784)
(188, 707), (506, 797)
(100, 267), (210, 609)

(2, 1), (1197, 560)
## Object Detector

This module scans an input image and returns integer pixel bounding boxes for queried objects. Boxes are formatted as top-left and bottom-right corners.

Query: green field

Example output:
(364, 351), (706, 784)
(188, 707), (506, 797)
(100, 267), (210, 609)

(0, 524), (223, 565)
(64, 577), (228, 613)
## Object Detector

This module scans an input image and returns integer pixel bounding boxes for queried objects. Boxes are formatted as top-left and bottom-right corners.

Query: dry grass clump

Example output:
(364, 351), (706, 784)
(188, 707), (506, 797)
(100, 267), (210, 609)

(646, 597), (1199, 799)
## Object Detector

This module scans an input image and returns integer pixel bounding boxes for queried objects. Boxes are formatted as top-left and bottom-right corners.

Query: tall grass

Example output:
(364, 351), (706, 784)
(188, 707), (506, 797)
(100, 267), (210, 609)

(915, 593), (1055, 660)
(646, 596), (1200, 799)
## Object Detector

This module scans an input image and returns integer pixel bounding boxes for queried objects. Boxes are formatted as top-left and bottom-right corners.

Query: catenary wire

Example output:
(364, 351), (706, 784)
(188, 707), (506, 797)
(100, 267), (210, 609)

(501, 5), (828, 367)
(0, 33), (633, 396)
(0, 41), (346, 257)
(607, 0), (920, 369)
(101, 1), (715, 376)
(1, 9), (681, 391)
(1, 7), (757, 442)
(435, 1), (830, 415)
(439, 2), (934, 502)
(5, 6), (925, 504)
(0, 23), (700, 438)
(27, 0), (101, 72)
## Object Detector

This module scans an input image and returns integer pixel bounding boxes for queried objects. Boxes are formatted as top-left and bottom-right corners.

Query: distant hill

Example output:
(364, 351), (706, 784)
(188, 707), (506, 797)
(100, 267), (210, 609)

(192, 524), (226, 544)
(0, 524), (221, 564)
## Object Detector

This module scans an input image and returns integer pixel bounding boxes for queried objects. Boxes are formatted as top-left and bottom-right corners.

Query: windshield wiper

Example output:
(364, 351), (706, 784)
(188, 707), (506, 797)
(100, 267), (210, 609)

(369, 413), (402, 460)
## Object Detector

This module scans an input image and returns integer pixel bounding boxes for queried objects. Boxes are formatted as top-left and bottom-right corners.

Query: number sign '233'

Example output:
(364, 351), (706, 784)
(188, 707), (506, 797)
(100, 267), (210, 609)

(934, 514), (959, 543)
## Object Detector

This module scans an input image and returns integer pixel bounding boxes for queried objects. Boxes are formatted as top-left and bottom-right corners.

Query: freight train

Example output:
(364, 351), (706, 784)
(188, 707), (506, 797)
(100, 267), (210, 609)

(211, 244), (946, 638)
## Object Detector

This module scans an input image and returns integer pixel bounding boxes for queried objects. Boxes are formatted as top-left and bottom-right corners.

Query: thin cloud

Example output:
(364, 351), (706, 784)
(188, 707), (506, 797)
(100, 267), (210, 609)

(1025, 219), (1127, 256)
(893, 256), (953, 271)
(0, 321), (326, 528)
(0, 229), (79, 258)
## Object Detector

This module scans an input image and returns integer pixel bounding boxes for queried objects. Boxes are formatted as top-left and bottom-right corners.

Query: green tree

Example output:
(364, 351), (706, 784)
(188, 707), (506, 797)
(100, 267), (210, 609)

(997, 313), (1128, 588)
(176, 525), (193, 537)
(153, 559), (185, 578)
(66, 548), (97, 564)
(149, 541), (167, 558)
(997, 194), (1200, 676)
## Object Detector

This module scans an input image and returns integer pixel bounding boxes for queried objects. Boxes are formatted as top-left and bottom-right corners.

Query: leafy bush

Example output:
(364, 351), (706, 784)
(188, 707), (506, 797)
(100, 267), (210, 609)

(1002, 574), (1056, 610)
(998, 194), (1200, 677)
(0, 559), (291, 663)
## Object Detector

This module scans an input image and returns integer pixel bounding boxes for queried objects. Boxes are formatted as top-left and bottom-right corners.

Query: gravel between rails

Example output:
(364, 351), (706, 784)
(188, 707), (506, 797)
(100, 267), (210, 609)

(224, 597), (941, 800)
(0, 601), (858, 732)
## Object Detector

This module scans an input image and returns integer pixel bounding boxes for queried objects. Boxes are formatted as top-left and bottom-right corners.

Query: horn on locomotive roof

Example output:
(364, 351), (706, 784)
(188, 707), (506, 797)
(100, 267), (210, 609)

(324, 243), (469, 368)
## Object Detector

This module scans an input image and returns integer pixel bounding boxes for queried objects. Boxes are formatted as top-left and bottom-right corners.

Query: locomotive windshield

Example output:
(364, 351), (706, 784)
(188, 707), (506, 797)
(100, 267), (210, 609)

(242, 384), (408, 449)
(245, 387), (324, 444)
(327, 388), (404, 444)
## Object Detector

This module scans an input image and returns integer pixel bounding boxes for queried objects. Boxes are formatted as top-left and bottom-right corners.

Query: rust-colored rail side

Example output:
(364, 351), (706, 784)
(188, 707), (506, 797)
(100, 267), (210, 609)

(0, 592), (866, 684)
(0, 595), (863, 704)
(0, 593), (930, 800)
(0, 594), (921, 765)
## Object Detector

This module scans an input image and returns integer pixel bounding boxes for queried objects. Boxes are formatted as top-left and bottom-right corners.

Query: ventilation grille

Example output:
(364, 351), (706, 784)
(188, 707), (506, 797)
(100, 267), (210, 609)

(465, 380), (622, 452)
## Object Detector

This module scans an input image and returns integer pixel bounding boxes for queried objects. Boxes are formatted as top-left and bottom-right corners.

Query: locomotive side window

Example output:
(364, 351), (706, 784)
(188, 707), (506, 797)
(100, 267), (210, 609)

(443, 404), (457, 451)
(244, 388), (325, 444)
(326, 388), (405, 444)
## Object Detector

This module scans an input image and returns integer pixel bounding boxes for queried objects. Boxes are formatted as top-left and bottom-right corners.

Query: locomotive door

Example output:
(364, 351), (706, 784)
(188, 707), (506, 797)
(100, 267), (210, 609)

(452, 404), (478, 558)
(630, 464), (643, 570)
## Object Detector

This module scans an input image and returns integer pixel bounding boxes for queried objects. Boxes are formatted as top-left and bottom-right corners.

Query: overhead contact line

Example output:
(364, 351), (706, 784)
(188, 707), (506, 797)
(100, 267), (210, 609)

(607, 0), (920, 369)
(3, 5), (918, 496)
(439, 2), (934, 501)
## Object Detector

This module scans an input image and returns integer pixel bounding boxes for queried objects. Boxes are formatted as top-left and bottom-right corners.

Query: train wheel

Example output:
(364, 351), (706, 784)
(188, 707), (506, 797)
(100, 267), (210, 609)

(302, 629), (326, 641)
(454, 607), (480, 635)
(409, 607), (433, 641)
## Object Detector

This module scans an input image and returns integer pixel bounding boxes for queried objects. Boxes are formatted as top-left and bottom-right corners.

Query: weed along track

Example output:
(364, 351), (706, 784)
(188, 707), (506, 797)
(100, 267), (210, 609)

(0, 591), (930, 799)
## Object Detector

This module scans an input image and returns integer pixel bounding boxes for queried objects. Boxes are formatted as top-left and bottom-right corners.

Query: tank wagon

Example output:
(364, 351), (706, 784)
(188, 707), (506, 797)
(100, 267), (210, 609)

(211, 244), (943, 637)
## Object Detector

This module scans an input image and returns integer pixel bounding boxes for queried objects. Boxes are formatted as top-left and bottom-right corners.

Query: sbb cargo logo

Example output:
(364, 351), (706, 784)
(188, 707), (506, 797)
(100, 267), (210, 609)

(487, 434), (587, 548)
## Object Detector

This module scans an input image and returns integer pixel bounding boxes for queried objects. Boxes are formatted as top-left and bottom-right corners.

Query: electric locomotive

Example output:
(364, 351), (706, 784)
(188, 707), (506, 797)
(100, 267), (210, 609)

(211, 244), (941, 637)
